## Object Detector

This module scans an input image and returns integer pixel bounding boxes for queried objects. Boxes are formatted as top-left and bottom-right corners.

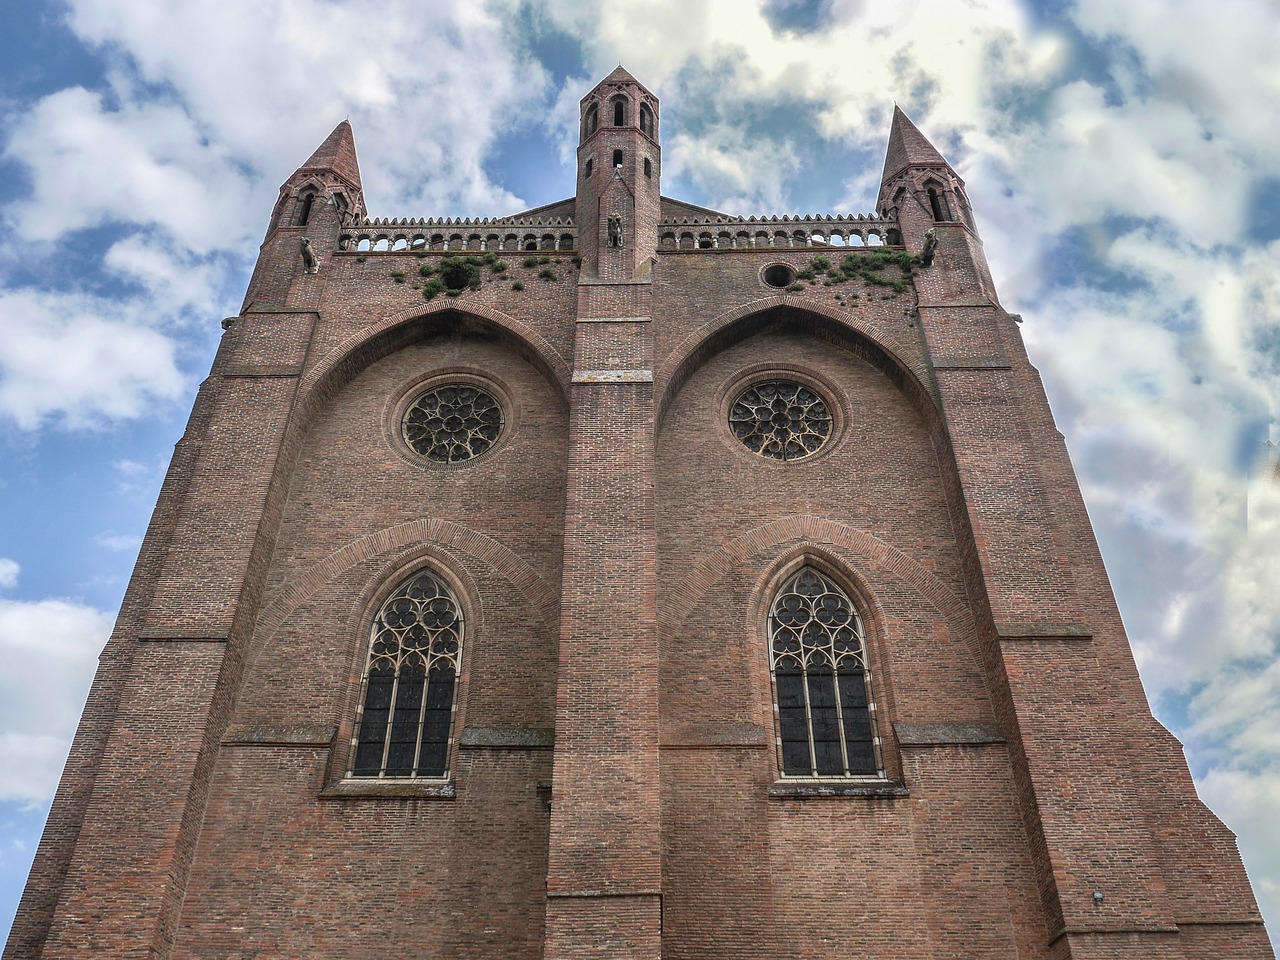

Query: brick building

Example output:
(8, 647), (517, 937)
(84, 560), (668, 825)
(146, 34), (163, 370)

(6, 67), (1273, 959)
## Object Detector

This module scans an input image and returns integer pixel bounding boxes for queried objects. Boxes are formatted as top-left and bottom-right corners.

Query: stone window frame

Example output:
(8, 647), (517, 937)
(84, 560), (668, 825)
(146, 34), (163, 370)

(324, 550), (482, 799)
(346, 566), (465, 781)
(383, 368), (518, 473)
(751, 553), (904, 797)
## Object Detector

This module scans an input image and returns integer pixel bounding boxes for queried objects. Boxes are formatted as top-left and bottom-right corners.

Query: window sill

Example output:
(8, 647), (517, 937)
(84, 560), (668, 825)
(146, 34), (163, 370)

(769, 779), (907, 800)
(320, 779), (456, 800)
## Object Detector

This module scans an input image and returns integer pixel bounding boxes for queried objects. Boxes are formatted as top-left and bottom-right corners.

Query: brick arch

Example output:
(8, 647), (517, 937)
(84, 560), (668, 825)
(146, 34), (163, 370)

(654, 298), (936, 431)
(298, 300), (571, 416)
(252, 517), (559, 651)
(658, 514), (975, 655)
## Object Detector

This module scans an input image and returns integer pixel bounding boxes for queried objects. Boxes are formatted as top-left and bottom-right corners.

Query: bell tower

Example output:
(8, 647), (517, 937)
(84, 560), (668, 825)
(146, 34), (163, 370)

(573, 66), (661, 280)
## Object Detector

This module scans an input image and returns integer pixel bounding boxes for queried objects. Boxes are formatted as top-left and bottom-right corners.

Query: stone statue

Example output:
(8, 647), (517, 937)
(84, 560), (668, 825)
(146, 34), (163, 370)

(919, 227), (937, 267)
(607, 214), (623, 248)
(300, 237), (320, 274)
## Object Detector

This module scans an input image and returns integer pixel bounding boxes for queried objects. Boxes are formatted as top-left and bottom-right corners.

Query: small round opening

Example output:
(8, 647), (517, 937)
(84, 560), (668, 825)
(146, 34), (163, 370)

(762, 264), (797, 288)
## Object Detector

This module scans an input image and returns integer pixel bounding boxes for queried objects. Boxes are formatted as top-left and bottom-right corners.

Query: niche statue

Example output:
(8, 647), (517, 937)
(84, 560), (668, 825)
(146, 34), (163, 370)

(607, 214), (623, 248)
(300, 237), (320, 274)
(918, 227), (938, 267)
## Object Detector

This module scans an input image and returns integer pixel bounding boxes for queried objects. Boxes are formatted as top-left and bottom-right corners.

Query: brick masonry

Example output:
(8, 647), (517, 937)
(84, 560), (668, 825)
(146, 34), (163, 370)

(5, 69), (1273, 960)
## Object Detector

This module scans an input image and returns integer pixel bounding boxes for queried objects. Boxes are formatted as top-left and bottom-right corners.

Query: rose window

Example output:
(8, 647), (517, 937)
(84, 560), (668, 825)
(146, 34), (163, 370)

(403, 384), (503, 462)
(729, 380), (832, 461)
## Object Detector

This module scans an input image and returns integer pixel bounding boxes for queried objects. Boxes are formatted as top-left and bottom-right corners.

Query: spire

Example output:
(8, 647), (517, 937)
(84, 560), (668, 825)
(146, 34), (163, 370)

(602, 64), (638, 85)
(295, 120), (363, 194)
(880, 106), (949, 184)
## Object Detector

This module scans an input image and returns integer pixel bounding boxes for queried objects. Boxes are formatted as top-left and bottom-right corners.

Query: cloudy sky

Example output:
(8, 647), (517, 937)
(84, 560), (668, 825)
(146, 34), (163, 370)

(1, 0), (1278, 946)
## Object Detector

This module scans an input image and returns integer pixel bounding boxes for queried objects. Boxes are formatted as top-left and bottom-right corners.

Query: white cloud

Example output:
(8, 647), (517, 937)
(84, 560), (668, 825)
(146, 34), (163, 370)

(0, 287), (187, 430)
(95, 533), (142, 553)
(0, 599), (112, 806)
(0, 559), (18, 589)
(2, 88), (257, 250)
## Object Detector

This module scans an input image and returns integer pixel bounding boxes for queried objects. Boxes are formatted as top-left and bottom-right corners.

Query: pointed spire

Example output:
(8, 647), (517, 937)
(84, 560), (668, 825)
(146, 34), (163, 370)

(602, 64), (638, 84)
(880, 106), (949, 184)
(296, 120), (363, 193)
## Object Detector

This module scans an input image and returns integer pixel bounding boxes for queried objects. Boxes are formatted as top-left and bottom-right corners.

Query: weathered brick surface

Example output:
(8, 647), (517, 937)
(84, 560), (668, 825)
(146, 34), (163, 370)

(8, 70), (1273, 960)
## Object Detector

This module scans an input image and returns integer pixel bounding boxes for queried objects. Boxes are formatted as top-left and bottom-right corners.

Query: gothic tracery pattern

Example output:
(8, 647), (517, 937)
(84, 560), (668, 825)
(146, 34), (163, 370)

(403, 384), (503, 463)
(769, 567), (878, 777)
(351, 569), (463, 778)
(729, 380), (832, 461)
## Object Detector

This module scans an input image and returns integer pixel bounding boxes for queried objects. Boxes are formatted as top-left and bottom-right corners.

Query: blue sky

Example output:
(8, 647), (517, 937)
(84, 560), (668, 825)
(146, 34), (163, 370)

(2, 0), (1278, 946)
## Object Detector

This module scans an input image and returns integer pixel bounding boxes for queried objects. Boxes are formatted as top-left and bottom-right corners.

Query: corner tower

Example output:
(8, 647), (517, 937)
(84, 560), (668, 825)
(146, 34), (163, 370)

(574, 66), (661, 280)
(243, 120), (366, 311)
(876, 106), (995, 300)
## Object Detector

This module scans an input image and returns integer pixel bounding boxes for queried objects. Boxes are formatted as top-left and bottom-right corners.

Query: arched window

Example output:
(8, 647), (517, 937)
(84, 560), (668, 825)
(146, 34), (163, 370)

(584, 158), (593, 179)
(613, 97), (626, 126)
(350, 568), (463, 779)
(613, 149), (623, 168)
(926, 181), (951, 222)
(769, 567), (878, 777)
(296, 190), (316, 226)
(640, 104), (654, 137)
(644, 157), (652, 178)
(584, 104), (598, 138)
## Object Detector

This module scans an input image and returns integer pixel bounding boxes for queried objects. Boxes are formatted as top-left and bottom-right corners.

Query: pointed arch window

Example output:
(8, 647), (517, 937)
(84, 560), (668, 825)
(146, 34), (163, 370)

(769, 567), (878, 777)
(613, 97), (626, 126)
(584, 104), (599, 138)
(640, 104), (654, 137)
(296, 189), (316, 226)
(350, 569), (463, 779)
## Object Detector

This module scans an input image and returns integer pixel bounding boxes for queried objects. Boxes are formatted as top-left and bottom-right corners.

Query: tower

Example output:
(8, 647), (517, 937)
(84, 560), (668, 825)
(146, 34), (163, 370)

(6, 71), (1272, 960)
(574, 66), (662, 280)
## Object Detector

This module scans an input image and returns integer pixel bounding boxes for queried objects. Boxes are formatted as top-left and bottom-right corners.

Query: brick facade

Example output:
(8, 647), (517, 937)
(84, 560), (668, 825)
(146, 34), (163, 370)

(6, 68), (1272, 960)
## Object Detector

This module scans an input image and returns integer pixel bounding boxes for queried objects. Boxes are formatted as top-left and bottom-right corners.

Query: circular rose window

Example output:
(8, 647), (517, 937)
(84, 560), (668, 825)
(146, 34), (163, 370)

(729, 379), (832, 461)
(402, 384), (504, 462)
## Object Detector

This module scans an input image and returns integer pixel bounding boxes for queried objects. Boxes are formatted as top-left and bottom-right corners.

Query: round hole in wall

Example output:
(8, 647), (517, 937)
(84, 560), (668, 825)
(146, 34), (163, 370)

(762, 264), (797, 288)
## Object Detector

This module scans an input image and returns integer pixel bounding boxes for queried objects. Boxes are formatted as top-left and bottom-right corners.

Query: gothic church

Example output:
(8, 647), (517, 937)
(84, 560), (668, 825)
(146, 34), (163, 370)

(6, 67), (1272, 960)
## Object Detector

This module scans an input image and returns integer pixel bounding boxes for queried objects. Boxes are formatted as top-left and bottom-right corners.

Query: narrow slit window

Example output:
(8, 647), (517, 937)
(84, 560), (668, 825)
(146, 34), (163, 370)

(350, 569), (463, 779)
(297, 191), (316, 226)
(614, 99), (625, 126)
(769, 567), (878, 777)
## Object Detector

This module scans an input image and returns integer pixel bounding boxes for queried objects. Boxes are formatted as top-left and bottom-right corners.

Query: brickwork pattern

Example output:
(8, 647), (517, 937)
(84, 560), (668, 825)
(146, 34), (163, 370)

(8, 70), (1273, 960)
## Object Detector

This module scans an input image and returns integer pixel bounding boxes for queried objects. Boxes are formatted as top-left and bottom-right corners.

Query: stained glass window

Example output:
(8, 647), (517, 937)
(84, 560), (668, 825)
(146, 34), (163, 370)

(351, 569), (462, 779)
(402, 384), (503, 463)
(769, 567), (878, 777)
(729, 380), (832, 461)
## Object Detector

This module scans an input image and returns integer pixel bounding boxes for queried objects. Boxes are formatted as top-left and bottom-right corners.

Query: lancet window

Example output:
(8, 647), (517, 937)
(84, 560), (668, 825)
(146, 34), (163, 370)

(350, 569), (463, 779)
(769, 567), (878, 777)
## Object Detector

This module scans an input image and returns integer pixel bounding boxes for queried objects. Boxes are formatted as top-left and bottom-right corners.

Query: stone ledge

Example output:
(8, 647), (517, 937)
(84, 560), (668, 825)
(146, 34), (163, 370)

(997, 622), (1093, 642)
(932, 356), (1011, 371)
(769, 780), (908, 800)
(458, 726), (554, 749)
(661, 722), (768, 748)
(321, 779), (456, 800)
(222, 364), (304, 378)
(576, 321), (650, 330)
(894, 722), (1005, 746)
(571, 368), (654, 383)
(221, 723), (336, 746)
(138, 627), (230, 642)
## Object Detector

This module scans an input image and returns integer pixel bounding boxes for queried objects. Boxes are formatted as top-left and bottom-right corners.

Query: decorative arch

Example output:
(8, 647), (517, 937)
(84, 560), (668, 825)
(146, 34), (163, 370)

(654, 301), (937, 433)
(297, 302), (571, 423)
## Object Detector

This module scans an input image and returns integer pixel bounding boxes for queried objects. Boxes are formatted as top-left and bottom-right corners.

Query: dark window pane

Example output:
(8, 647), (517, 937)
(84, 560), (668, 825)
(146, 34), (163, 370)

(847, 741), (877, 774)
(352, 740), (384, 777)
(814, 739), (844, 776)
(781, 739), (812, 776)
(838, 670), (868, 709)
